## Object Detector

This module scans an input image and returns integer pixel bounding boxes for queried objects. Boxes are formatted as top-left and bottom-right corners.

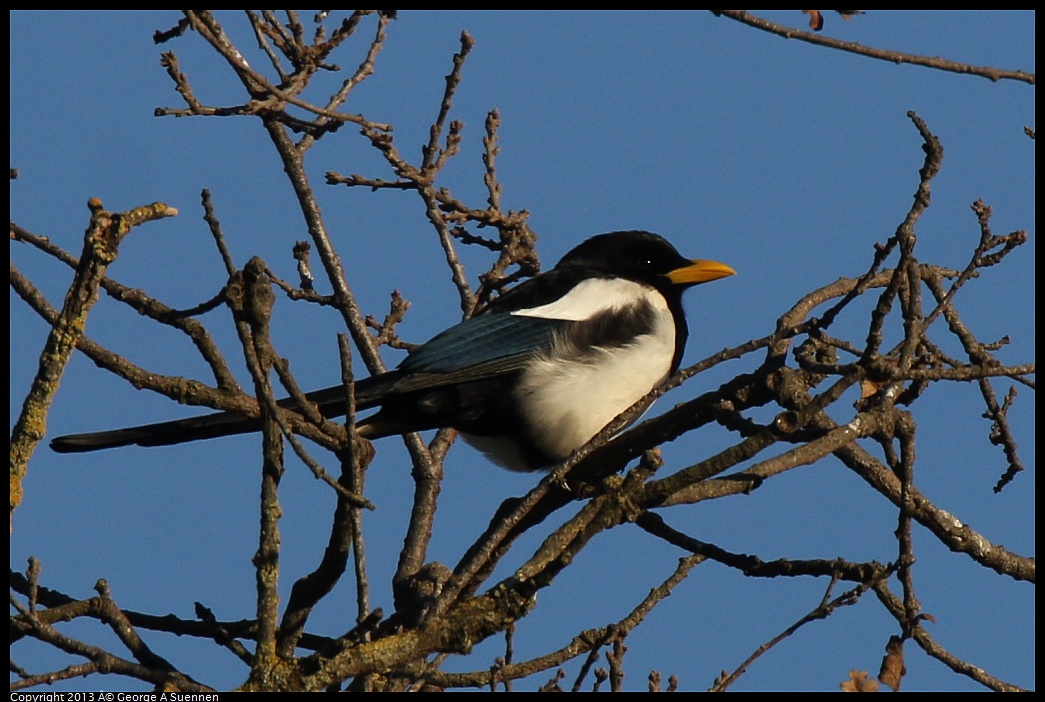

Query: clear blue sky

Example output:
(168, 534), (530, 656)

(10, 11), (1034, 692)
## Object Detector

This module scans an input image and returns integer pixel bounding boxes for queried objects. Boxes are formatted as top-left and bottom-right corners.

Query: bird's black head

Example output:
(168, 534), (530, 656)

(555, 230), (735, 293)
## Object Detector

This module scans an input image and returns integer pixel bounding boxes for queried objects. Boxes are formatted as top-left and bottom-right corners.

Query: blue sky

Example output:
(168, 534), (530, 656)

(10, 11), (1034, 692)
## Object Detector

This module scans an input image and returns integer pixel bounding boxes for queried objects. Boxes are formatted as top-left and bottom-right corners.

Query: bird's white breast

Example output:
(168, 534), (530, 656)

(510, 278), (676, 462)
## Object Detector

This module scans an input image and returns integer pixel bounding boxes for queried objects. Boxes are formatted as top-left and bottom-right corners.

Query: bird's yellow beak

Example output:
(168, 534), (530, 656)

(666, 259), (736, 286)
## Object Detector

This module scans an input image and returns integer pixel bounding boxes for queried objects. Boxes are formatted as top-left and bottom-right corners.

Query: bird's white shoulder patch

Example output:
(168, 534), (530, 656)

(510, 277), (666, 321)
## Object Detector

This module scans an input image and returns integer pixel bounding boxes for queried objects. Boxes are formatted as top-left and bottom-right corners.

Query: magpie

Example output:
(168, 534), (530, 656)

(50, 231), (734, 471)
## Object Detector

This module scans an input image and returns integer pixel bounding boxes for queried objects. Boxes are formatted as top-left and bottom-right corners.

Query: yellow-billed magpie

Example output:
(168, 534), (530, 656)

(50, 231), (734, 471)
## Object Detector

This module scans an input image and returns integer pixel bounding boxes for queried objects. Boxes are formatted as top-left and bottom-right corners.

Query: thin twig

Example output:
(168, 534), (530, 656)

(712, 11), (1035, 84)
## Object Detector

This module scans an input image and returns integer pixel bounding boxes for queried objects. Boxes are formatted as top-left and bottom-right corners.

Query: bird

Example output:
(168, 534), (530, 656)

(50, 231), (735, 471)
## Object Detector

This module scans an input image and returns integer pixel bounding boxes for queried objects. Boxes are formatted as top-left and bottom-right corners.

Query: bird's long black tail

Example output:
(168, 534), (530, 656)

(49, 375), (397, 454)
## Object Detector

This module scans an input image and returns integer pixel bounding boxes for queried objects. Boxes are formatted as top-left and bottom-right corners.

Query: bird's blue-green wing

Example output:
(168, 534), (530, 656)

(390, 311), (564, 389)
